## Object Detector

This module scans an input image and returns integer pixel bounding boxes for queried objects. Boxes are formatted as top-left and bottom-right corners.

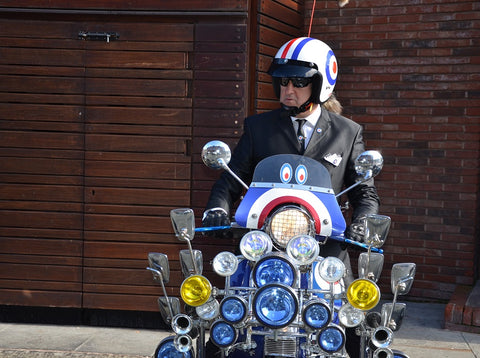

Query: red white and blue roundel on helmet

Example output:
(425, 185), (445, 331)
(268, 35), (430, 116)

(271, 37), (338, 103)
(234, 154), (346, 238)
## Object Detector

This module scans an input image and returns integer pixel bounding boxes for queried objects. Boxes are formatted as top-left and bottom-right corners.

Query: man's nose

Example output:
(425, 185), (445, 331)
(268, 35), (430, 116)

(285, 81), (296, 91)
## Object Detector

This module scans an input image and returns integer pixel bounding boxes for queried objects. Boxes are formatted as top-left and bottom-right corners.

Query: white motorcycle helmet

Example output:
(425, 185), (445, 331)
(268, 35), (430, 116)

(268, 37), (338, 110)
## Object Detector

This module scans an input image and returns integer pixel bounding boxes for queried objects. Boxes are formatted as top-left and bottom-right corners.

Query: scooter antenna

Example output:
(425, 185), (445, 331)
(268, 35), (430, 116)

(307, 0), (316, 37)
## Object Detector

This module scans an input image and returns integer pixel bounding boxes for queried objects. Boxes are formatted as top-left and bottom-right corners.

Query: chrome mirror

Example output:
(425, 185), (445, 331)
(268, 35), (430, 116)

(201, 140), (249, 190)
(381, 302), (406, 331)
(336, 150), (384, 199)
(358, 252), (384, 282)
(201, 140), (231, 170)
(391, 263), (416, 295)
(158, 297), (181, 324)
(147, 252), (179, 323)
(364, 214), (391, 248)
(355, 150), (383, 180)
(148, 252), (170, 283)
(170, 208), (195, 242)
(180, 249), (203, 277)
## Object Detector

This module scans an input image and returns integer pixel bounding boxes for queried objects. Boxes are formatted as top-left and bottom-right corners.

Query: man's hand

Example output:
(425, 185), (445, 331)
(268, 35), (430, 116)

(346, 216), (366, 242)
(202, 208), (230, 227)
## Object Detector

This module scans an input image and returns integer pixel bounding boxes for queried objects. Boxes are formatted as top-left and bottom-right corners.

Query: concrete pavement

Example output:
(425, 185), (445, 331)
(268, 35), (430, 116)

(1, 302), (480, 357)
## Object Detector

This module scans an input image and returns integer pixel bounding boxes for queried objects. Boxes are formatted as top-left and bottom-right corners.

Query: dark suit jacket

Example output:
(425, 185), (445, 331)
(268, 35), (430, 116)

(206, 106), (379, 222)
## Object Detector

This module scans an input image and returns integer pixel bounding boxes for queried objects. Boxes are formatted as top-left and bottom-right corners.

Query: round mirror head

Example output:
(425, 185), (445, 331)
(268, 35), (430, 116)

(355, 150), (383, 179)
(201, 141), (232, 170)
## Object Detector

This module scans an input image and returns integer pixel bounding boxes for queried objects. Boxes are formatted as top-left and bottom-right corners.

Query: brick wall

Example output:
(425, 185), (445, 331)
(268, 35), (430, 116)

(305, 0), (480, 300)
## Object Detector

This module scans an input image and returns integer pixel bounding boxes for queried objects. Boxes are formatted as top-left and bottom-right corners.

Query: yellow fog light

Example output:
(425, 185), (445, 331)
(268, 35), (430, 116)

(347, 279), (380, 311)
(180, 275), (212, 307)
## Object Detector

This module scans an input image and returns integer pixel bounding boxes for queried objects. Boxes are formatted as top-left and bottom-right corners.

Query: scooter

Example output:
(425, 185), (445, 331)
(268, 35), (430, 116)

(147, 140), (416, 358)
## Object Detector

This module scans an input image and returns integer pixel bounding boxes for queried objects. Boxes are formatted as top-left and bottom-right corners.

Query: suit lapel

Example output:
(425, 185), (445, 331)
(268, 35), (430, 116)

(277, 109), (301, 151)
(304, 108), (331, 156)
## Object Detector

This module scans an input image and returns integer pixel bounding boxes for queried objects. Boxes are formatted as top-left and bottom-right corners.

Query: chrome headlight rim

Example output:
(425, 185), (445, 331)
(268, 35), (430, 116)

(317, 324), (346, 353)
(210, 320), (238, 348)
(220, 296), (248, 324)
(253, 283), (299, 329)
(265, 205), (315, 249)
(302, 298), (332, 330)
(252, 252), (297, 288)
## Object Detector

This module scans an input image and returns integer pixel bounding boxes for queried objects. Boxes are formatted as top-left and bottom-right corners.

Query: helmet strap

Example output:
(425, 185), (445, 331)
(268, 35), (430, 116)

(282, 99), (314, 116)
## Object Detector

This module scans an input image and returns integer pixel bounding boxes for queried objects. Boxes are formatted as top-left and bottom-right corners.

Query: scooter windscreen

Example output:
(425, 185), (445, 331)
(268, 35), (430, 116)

(235, 154), (346, 238)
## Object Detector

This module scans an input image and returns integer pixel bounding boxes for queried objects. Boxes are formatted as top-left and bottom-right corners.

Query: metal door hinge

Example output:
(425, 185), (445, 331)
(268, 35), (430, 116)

(78, 31), (119, 43)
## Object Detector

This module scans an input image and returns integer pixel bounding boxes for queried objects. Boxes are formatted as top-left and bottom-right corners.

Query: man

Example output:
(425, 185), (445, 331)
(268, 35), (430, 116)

(203, 37), (380, 358)
(203, 37), (379, 246)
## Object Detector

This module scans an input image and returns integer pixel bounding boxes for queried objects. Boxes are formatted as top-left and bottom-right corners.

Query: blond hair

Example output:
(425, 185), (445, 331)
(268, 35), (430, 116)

(323, 94), (343, 115)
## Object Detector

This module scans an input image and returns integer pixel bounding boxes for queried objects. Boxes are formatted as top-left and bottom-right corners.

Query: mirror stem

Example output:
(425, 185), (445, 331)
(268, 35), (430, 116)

(146, 267), (175, 320)
(386, 289), (400, 328)
(335, 171), (372, 198)
(185, 239), (201, 275)
(219, 158), (249, 190)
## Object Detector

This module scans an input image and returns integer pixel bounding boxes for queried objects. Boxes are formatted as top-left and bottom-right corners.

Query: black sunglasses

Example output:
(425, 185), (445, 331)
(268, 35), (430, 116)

(279, 77), (312, 88)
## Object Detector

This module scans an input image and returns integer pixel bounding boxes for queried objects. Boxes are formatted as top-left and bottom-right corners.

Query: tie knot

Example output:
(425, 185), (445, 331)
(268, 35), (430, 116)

(296, 118), (306, 127)
(296, 119), (306, 136)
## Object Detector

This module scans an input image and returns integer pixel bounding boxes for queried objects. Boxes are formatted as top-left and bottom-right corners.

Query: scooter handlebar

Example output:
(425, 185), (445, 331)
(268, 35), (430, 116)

(195, 226), (383, 253)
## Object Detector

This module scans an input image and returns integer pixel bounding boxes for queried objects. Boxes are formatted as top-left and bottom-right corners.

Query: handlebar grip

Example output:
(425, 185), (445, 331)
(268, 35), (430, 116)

(329, 235), (383, 254)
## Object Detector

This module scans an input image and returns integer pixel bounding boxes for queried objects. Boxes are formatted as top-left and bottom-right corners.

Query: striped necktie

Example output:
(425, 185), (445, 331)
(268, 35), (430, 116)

(296, 119), (306, 154)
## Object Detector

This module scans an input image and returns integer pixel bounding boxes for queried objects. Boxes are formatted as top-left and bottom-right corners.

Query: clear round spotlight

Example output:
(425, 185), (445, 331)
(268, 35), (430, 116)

(338, 303), (365, 327)
(196, 298), (220, 321)
(213, 251), (238, 277)
(317, 256), (345, 283)
(239, 230), (273, 261)
(286, 234), (319, 265)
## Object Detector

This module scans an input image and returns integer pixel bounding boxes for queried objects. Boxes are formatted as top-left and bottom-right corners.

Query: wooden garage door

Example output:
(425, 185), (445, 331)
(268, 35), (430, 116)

(80, 20), (194, 311)
(0, 16), (194, 311)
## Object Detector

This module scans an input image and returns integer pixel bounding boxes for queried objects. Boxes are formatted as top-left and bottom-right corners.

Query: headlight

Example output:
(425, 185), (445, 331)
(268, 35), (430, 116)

(220, 296), (248, 324)
(302, 299), (331, 330)
(239, 230), (273, 261)
(266, 206), (315, 248)
(210, 320), (237, 347)
(180, 275), (212, 307)
(317, 324), (345, 353)
(286, 234), (319, 265)
(317, 257), (345, 283)
(252, 254), (297, 287)
(213, 251), (238, 277)
(196, 298), (219, 321)
(154, 336), (193, 358)
(338, 303), (365, 327)
(253, 283), (298, 328)
(347, 278), (381, 311)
